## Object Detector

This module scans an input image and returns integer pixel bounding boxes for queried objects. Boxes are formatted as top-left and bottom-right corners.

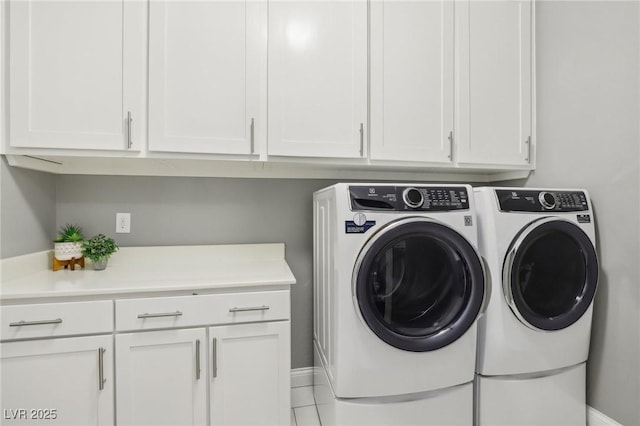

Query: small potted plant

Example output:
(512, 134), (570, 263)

(82, 234), (119, 270)
(53, 224), (85, 261)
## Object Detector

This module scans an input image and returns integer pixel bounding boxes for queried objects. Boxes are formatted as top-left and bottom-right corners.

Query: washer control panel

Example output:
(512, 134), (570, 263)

(349, 185), (469, 211)
(496, 189), (589, 212)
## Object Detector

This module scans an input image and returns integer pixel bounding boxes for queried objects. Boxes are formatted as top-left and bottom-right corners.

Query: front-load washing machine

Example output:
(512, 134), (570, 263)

(313, 183), (486, 425)
(473, 187), (599, 426)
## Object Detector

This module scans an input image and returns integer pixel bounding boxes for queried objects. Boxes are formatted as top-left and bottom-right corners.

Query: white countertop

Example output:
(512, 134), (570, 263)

(0, 244), (296, 301)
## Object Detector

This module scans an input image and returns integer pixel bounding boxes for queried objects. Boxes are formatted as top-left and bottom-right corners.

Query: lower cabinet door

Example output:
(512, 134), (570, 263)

(210, 321), (290, 426)
(0, 335), (114, 425)
(116, 328), (208, 426)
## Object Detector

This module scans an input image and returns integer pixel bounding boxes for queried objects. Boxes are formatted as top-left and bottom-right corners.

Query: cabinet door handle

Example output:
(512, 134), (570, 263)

(448, 131), (454, 160)
(137, 311), (183, 319)
(525, 136), (531, 162)
(127, 111), (133, 149)
(9, 318), (63, 327)
(359, 123), (364, 156)
(195, 339), (201, 380)
(98, 347), (106, 391)
(229, 305), (270, 313)
(212, 338), (217, 378)
(250, 117), (255, 154)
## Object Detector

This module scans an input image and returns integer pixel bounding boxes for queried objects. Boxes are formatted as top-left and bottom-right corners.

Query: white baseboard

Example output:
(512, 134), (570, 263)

(291, 367), (314, 388)
(587, 406), (622, 426)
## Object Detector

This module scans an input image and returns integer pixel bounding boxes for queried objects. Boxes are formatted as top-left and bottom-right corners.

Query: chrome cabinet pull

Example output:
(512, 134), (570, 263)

(137, 311), (183, 319)
(98, 347), (106, 390)
(359, 123), (364, 156)
(9, 318), (63, 327)
(525, 136), (531, 162)
(212, 338), (217, 378)
(250, 118), (255, 154)
(448, 131), (454, 160)
(228, 305), (270, 313)
(127, 111), (133, 148)
(195, 339), (201, 380)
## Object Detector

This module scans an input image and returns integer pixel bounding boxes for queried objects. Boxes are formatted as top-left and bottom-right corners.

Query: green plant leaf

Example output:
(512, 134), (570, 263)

(57, 224), (85, 242)
(81, 234), (119, 262)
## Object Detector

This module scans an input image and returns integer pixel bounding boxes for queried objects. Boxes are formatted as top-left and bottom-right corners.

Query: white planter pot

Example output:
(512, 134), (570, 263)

(54, 242), (83, 261)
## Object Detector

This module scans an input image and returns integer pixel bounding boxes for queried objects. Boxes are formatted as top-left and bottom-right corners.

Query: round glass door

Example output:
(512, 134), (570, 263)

(504, 219), (598, 331)
(354, 219), (485, 352)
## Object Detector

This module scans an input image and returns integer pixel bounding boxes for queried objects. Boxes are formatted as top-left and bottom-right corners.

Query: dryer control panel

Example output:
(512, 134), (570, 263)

(496, 189), (589, 212)
(349, 185), (470, 211)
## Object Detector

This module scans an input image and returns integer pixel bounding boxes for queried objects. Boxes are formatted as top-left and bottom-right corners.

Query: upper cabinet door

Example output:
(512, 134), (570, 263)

(370, 0), (454, 163)
(268, 0), (367, 159)
(9, 0), (146, 151)
(456, 0), (533, 166)
(148, 0), (266, 155)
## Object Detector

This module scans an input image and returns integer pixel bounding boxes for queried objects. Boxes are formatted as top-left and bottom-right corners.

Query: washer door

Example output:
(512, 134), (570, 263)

(354, 218), (485, 352)
(504, 218), (599, 331)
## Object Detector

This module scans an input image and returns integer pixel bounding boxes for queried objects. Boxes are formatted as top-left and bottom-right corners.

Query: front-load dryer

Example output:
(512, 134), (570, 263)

(473, 187), (599, 426)
(313, 183), (486, 425)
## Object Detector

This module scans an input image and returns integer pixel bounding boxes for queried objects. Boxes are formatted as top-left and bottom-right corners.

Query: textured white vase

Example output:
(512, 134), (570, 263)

(54, 242), (83, 261)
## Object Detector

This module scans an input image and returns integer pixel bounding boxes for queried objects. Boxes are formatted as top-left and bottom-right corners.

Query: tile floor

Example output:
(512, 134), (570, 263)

(291, 385), (321, 426)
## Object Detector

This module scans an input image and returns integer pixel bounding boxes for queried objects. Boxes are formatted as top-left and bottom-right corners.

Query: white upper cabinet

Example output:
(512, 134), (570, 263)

(456, 0), (533, 166)
(2, 0), (535, 178)
(268, 0), (368, 159)
(8, 0), (146, 151)
(148, 0), (266, 155)
(370, 0), (454, 163)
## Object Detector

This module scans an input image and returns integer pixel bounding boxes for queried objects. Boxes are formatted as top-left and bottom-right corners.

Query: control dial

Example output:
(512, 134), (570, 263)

(402, 188), (424, 208)
(539, 192), (557, 210)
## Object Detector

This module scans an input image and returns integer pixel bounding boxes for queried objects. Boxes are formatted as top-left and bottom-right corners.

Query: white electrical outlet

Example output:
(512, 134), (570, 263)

(116, 213), (131, 233)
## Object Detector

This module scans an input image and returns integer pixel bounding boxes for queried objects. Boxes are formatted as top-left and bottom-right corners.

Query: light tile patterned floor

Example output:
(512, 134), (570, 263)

(291, 386), (321, 426)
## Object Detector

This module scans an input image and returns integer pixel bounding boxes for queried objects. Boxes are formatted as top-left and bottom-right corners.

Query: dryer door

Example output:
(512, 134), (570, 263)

(354, 218), (485, 352)
(504, 218), (598, 331)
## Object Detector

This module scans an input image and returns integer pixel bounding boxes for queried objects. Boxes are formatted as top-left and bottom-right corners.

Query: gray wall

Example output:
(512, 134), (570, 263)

(0, 157), (56, 258)
(55, 175), (336, 369)
(528, 2), (640, 424)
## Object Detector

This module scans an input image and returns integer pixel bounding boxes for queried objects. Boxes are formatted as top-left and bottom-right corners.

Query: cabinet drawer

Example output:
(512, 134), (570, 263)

(116, 295), (206, 331)
(209, 290), (290, 325)
(116, 291), (290, 331)
(0, 301), (113, 341)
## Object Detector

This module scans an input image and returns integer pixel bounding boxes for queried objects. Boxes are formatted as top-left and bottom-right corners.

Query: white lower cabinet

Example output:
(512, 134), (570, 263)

(0, 335), (114, 425)
(1, 291), (291, 426)
(0, 245), (294, 426)
(116, 328), (208, 426)
(114, 291), (291, 426)
(115, 322), (290, 426)
(210, 322), (290, 426)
